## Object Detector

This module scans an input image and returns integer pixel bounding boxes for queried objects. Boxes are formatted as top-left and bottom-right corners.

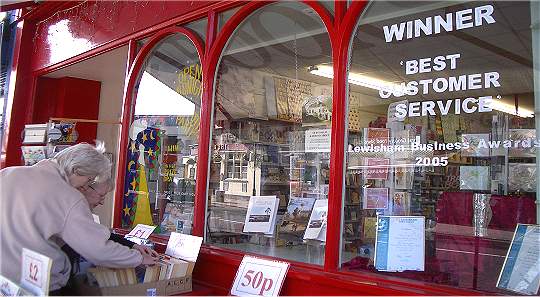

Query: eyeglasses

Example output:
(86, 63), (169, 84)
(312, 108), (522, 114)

(88, 183), (108, 198)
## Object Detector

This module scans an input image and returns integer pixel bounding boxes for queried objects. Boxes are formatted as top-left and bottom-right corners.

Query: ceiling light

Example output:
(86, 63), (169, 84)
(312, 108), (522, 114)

(308, 64), (407, 93)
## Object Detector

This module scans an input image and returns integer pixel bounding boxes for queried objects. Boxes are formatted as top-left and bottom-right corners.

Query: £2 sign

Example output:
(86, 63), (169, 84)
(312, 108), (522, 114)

(231, 256), (289, 297)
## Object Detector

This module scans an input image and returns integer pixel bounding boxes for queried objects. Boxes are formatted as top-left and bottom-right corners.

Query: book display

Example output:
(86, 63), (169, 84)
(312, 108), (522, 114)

(75, 233), (202, 295)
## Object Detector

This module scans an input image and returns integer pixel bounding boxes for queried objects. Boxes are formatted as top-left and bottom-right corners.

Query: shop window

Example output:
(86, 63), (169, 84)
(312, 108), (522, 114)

(207, 2), (332, 265)
(218, 6), (241, 32)
(121, 32), (202, 237)
(341, 1), (538, 294)
(182, 18), (207, 42)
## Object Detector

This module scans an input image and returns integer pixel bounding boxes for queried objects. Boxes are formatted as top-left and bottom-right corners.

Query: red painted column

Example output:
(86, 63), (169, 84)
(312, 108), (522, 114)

(192, 10), (218, 237)
(4, 19), (37, 167)
(113, 39), (138, 228)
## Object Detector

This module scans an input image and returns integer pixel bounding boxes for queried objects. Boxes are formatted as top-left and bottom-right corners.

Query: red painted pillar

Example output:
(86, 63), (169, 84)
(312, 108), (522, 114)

(3, 19), (37, 167)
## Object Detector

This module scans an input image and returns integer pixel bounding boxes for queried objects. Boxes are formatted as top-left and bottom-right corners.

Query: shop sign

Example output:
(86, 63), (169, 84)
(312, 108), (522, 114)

(230, 256), (289, 297)
(378, 4), (504, 119)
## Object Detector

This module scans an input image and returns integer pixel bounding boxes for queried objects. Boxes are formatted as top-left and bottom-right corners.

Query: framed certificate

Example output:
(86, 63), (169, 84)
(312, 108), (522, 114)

(497, 224), (540, 295)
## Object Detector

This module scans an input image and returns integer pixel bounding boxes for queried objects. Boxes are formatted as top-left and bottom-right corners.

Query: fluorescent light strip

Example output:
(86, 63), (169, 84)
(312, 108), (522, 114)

(488, 100), (534, 118)
(309, 64), (406, 93)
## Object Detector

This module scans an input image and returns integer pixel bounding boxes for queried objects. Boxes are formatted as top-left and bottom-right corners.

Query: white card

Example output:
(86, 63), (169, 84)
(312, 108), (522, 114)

(231, 256), (289, 297)
(20, 248), (52, 296)
(165, 233), (203, 262)
(92, 214), (100, 224)
(126, 224), (156, 239)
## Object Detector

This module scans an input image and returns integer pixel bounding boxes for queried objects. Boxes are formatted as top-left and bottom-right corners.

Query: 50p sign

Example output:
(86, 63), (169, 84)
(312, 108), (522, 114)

(231, 256), (289, 297)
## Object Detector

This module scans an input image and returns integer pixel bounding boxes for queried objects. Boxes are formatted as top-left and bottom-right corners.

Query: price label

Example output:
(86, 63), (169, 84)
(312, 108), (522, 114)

(126, 224), (156, 239)
(20, 248), (52, 296)
(165, 233), (202, 262)
(231, 256), (289, 297)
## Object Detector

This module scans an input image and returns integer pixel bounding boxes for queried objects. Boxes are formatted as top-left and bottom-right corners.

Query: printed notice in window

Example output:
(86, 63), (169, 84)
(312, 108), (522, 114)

(497, 224), (540, 295)
(374, 216), (425, 272)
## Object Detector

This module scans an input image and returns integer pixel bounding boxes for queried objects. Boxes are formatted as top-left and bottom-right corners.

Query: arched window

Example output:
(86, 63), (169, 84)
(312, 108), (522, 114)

(206, 2), (333, 265)
(343, 1), (538, 294)
(122, 32), (202, 237)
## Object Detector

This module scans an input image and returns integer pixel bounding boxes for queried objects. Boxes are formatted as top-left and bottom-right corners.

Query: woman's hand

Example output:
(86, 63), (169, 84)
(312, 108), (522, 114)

(141, 253), (158, 265)
(133, 244), (160, 258)
(135, 244), (159, 265)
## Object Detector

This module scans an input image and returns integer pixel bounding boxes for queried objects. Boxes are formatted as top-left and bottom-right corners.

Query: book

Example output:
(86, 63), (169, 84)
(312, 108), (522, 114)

(279, 197), (316, 237)
(364, 158), (390, 180)
(303, 199), (328, 241)
(364, 127), (390, 146)
(363, 217), (377, 240)
(160, 202), (193, 235)
(243, 196), (279, 235)
(363, 188), (389, 209)
(22, 124), (47, 144)
(21, 146), (47, 166)
(392, 192), (411, 216)
(394, 161), (413, 190)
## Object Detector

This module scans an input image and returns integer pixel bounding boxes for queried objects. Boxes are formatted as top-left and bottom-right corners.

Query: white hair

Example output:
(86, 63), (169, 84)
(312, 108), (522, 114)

(53, 141), (112, 182)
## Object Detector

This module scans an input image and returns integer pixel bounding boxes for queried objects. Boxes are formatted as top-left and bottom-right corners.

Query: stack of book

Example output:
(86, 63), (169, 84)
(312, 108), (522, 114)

(88, 255), (192, 288)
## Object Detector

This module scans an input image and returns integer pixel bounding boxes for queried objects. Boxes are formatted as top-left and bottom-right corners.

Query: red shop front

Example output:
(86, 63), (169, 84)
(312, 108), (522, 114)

(2, 0), (539, 295)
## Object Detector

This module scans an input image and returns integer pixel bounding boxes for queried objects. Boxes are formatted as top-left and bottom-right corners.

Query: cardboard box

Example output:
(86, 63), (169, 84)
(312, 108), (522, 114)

(73, 274), (192, 296)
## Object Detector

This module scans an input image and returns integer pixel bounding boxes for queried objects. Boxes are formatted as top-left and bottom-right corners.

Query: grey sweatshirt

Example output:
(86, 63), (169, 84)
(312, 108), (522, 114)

(0, 159), (142, 290)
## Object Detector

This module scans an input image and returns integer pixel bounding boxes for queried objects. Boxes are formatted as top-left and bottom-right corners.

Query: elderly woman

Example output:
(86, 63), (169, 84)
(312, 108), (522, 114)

(0, 143), (157, 294)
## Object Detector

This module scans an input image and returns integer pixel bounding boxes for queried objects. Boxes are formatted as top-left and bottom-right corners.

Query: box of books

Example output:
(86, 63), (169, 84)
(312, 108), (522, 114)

(74, 233), (203, 295)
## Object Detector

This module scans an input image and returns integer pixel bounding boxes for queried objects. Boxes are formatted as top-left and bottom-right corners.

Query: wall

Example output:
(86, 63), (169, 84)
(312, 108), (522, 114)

(45, 46), (128, 227)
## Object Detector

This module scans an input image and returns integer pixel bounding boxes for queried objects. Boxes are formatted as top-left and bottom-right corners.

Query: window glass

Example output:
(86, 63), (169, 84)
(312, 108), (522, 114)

(121, 33), (202, 236)
(342, 1), (538, 294)
(218, 6), (241, 31)
(182, 17), (207, 42)
(207, 2), (332, 265)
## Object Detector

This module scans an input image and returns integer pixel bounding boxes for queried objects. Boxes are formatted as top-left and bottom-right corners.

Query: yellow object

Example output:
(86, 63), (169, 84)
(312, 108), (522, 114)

(132, 165), (153, 226)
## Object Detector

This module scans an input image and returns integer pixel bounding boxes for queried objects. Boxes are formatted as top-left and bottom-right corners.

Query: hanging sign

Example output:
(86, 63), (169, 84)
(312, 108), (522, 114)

(20, 248), (52, 296)
(126, 224), (156, 240)
(230, 256), (289, 297)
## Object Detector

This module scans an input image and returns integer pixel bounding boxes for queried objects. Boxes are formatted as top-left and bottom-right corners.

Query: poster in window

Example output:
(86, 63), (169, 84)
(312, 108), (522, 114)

(303, 199), (328, 241)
